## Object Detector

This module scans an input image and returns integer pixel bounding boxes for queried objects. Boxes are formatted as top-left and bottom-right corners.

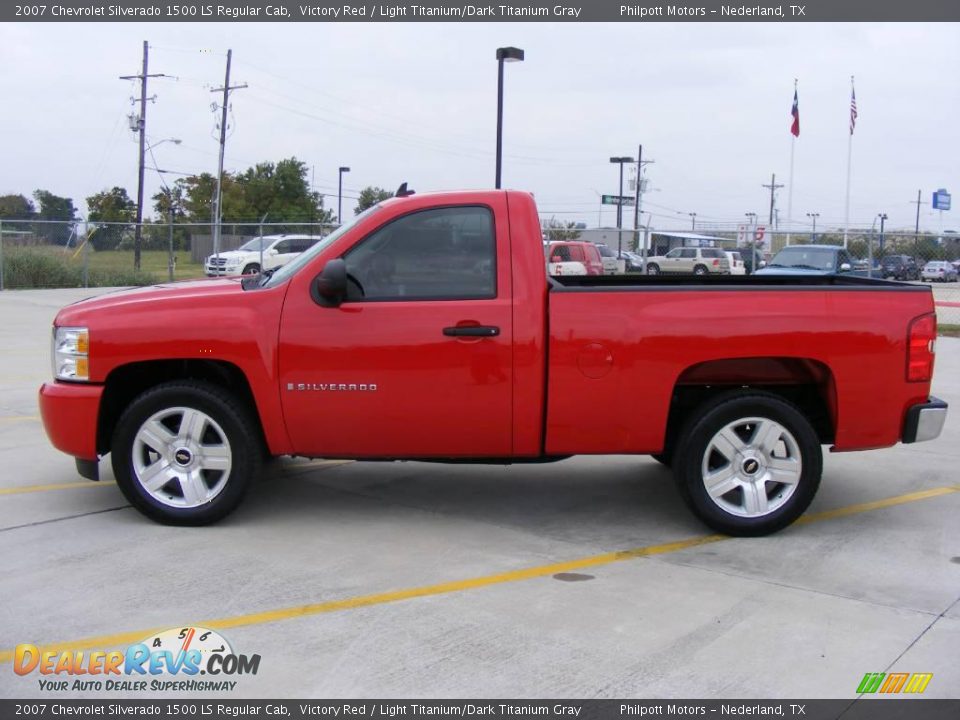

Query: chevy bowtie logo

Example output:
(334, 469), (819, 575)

(287, 383), (378, 392)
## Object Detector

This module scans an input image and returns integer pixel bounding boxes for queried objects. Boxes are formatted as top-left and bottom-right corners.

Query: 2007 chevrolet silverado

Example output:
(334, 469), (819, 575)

(39, 190), (948, 535)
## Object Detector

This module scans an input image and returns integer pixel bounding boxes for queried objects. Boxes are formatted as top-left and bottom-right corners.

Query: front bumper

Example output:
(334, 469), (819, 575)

(38, 382), (103, 461)
(902, 396), (948, 443)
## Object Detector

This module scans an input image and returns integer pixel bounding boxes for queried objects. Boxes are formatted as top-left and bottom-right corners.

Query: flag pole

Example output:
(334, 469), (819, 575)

(786, 78), (797, 246)
(843, 75), (855, 249)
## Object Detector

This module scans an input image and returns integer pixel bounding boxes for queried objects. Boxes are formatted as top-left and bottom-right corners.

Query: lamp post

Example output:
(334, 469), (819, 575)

(495, 46), (524, 189)
(688, 212), (697, 231)
(878, 213), (887, 255)
(806, 212), (819, 243)
(338, 166), (350, 224)
(745, 212), (758, 273)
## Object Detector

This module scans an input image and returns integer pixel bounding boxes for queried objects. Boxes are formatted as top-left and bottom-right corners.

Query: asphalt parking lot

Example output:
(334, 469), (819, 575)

(0, 287), (958, 700)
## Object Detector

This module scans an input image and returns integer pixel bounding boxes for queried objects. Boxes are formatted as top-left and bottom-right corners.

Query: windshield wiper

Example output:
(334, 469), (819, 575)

(786, 263), (823, 270)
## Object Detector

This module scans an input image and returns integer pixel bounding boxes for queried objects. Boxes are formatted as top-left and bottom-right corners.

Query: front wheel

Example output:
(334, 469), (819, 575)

(111, 381), (261, 525)
(241, 263), (261, 275)
(693, 264), (708, 276)
(672, 391), (822, 536)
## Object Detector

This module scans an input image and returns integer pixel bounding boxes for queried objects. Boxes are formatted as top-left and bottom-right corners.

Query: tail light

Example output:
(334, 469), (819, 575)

(712, 259), (719, 267)
(906, 313), (936, 382)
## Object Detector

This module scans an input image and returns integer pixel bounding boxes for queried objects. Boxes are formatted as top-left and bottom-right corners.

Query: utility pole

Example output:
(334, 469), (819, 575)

(633, 144), (642, 254)
(119, 41), (166, 271)
(878, 213), (887, 254)
(806, 212), (819, 243)
(762, 173), (784, 229)
(211, 49), (247, 264)
(688, 213), (697, 231)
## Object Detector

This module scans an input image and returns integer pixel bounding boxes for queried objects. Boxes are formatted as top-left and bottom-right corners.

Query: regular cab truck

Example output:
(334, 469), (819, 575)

(39, 190), (948, 535)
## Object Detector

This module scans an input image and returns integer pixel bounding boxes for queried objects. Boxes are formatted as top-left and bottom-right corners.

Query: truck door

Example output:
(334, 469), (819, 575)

(278, 203), (513, 458)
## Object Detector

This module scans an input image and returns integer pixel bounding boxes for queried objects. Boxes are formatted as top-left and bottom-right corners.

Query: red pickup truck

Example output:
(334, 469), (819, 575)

(39, 190), (947, 536)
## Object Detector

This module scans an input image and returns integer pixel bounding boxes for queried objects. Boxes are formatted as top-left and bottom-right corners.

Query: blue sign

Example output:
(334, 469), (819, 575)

(932, 189), (951, 211)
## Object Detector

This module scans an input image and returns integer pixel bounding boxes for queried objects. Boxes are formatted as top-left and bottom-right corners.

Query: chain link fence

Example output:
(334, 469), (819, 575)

(0, 219), (336, 290)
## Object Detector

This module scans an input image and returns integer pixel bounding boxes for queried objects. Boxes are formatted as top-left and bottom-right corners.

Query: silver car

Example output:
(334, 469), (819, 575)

(921, 261), (958, 283)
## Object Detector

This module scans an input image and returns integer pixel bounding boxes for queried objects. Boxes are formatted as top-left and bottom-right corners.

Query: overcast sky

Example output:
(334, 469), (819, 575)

(1, 21), (957, 232)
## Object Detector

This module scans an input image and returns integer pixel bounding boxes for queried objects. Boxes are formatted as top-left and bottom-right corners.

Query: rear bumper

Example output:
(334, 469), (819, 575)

(902, 396), (948, 444)
(38, 382), (103, 462)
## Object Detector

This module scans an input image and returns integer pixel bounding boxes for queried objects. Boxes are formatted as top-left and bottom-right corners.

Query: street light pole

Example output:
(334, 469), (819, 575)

(495, 47), (524, 189)
(806, 212), (819, 243)
(338, 166), (350, 224)
(878, 213), (887, 254)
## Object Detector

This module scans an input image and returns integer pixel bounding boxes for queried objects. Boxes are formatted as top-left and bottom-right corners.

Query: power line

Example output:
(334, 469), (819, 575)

(210, 48), (247, 260)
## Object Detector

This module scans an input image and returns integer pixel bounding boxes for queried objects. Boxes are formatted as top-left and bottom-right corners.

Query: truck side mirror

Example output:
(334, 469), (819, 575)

(839, 262), (852, 272)
(312, 259), (348, 307)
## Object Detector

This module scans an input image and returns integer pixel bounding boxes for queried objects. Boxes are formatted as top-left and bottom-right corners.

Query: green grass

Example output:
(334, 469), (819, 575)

(2, 246), (206, 289)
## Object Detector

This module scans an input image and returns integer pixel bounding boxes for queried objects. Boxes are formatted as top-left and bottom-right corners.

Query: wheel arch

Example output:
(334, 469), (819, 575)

(662, 356), (837, 451)
(97, 359), (267, 456)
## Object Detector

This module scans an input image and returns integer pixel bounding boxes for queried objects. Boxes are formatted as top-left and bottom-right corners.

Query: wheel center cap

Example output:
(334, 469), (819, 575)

(741, 457), (761, 476)
(173, 447), (193, 466)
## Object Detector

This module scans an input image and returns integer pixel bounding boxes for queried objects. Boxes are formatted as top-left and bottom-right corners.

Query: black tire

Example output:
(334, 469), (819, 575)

(693, 264), (708, 276)
(672, 391), (822, 537)
(241, 264), (261, 275)
(646, 264), (660, 275)
(650, 453), (673, 468)
(111, 380), (261, 526)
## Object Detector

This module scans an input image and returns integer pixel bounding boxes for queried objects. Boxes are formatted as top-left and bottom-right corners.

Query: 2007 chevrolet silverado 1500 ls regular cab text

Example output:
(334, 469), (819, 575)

(39, 190), (948, 535)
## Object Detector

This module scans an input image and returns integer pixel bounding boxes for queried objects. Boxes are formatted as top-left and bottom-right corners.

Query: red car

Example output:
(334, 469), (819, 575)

(40, 190), (947, 535)
(546, 241), (604, 276)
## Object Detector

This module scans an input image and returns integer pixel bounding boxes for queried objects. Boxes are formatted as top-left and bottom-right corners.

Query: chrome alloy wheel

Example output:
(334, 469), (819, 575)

(700, 416), (802, 518)
(132, 407), (232, 508)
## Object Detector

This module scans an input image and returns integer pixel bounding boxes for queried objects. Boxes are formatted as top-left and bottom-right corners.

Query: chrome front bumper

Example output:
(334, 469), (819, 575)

(902, 396), (948, 443)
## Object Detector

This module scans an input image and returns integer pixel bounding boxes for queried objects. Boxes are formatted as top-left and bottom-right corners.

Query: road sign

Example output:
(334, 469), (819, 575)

(601, 194), (635, 206)
(933, 189), (951, 211)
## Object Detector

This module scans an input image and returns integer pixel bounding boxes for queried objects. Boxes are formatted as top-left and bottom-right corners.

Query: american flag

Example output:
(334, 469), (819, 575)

(849, 86), (858, 135)
(790, 89), (800, 137)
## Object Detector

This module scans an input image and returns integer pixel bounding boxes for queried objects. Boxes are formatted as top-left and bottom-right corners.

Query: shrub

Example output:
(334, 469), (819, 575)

(2, 248), (157, 289)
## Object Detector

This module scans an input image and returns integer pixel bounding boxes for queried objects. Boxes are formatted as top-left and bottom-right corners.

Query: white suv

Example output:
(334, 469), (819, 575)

(205, 234), (318, 276)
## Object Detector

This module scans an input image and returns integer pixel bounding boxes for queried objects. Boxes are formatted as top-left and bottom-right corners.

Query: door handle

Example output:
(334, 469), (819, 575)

(443, 325), (500, 337)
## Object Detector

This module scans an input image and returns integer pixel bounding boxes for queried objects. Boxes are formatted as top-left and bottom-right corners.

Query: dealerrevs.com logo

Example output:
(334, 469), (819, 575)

(857, 672), (933, 694)
(13, 627), (260, 692)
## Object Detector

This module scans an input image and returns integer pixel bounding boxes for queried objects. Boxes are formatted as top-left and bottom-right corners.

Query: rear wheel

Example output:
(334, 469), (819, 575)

(646, 264), (660, 275)
(111, 381), (261, 525)
(694, 264), (708, 276)
(672, 391), (822, 536)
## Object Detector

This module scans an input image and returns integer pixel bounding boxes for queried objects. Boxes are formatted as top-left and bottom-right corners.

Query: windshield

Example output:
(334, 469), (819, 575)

(259, 205), (382, 289)
(767, 246), (837, 271)
(239, 237), (270, 252)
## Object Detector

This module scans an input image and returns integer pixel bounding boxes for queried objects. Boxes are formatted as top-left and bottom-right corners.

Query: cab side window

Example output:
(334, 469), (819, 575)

(344, 206), (496, 301)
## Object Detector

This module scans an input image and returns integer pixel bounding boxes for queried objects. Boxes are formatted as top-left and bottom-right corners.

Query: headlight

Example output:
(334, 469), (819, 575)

(52, 326), (90, 381)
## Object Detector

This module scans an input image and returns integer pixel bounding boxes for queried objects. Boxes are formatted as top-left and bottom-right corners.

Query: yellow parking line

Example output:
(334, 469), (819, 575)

(0, 415), (40, 423)
(0, 484), (956, 665)
(0, 480), (116, 496)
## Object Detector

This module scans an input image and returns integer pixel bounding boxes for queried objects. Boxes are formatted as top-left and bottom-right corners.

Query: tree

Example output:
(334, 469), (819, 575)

(86, 187), (136, 250)
(355, 186), (393, 215)
(542, 217), (582, 243)
(0, 194), (35, 219)
(32, 189), (77, 244)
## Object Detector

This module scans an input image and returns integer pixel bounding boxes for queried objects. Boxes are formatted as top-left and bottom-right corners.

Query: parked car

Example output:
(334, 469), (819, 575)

(645, 247), (731, 275)
(880, 255), (920, 281)
(755, 245), (855, 276)
(593, 243), (619, 275)
(617, 251), (645, 273)
(205, 234), (319, 276)
(39, 189), (946, 536)
(725, 251), (746, 276)
(545, 241), (603, 276)
(544, 243), (587, 277)
(921, 261), (959, 282)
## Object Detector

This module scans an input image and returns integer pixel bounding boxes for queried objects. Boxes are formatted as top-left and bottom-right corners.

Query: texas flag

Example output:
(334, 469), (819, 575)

(790, 89), (800, 137)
